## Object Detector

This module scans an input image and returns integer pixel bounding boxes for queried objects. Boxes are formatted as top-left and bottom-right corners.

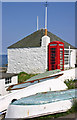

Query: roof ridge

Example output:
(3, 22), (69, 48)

(8, 29), (76, 49)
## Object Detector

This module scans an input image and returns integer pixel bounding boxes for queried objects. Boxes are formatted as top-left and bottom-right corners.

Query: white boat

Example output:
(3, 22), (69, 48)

(0, 70), (67, 112)
(1, 68), (76, 114)
(5, 89), (76, 119)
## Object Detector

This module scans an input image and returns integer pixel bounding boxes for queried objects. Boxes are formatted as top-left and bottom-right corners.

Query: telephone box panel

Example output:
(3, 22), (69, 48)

(48, 41), (64, 71)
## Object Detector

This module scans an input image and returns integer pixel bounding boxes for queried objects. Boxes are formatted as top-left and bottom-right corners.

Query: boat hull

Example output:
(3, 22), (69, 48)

(0, 76), (67, 112)
(5, 100), (72, 119)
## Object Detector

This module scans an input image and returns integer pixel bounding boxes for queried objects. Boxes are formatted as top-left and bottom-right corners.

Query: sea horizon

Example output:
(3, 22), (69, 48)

(0, 54), (7, 67)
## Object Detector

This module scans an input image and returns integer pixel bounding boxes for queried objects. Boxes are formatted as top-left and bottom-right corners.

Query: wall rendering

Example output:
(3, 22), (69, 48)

(7, 47), (46, 74)
(7, 36), (50, 74)
(0, 76), (18, 96)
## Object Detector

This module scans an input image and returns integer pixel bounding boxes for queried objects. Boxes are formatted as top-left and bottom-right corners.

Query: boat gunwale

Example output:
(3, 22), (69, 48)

(7, 73), (63, 91)
(11, 89), (76, 106)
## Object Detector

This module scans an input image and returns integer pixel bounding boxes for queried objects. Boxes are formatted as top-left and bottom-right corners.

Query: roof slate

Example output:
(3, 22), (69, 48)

(8, 29), (75, 49)
(0, 73), (18, 79)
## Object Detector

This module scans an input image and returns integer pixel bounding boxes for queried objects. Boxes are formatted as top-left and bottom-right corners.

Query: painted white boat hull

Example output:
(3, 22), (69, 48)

(5, 100), (72, 118)
(1, 67), (76, 113)
(0, 76), (67, 112)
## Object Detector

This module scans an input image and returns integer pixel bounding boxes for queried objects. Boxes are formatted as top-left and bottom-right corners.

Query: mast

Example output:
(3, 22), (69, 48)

(45, 2), (48, 36)
(37, 16), (38, 31)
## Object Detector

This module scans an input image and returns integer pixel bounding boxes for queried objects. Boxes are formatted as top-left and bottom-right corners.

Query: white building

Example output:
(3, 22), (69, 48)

(7, 29), (77, 74)
(0, 73), (18, 96)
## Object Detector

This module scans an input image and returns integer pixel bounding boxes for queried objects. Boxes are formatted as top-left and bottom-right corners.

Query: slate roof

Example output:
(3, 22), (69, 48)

(0, 73), (18, 79)
(8, 29), (76, 49)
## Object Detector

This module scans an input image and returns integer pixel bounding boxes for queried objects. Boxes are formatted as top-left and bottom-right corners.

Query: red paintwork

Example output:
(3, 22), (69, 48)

(48, 41), (64, 71)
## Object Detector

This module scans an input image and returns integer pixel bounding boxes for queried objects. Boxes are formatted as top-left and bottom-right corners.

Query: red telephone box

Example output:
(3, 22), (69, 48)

(48, 41), (64, 71)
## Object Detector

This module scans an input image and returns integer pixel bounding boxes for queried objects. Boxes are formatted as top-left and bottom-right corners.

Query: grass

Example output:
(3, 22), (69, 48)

(18, 72), (37, 83)
(64, 79), (77, 89)
(69, 99), (77, 113)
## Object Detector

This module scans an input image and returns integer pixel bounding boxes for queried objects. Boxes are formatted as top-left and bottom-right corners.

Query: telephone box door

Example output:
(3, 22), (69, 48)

(59, 47), (64, 70)
(48, 46), (57, 71)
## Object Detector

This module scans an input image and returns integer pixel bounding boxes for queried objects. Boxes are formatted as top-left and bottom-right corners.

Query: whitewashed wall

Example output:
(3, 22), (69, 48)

(5, 76), (18, 88)
(7, 36), (50, 74)
(71, 49), (76, 67)
(0, 79), (6, 96)
(58, 68), (77, 82)
(7, 48), (46, 74)
(7, 35), (76, 74)
(0, 76), (18, 96)
(64, 49), (76, 68)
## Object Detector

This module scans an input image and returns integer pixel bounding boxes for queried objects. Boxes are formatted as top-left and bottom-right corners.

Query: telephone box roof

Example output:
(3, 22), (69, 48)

(49, 41), (64, 44)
